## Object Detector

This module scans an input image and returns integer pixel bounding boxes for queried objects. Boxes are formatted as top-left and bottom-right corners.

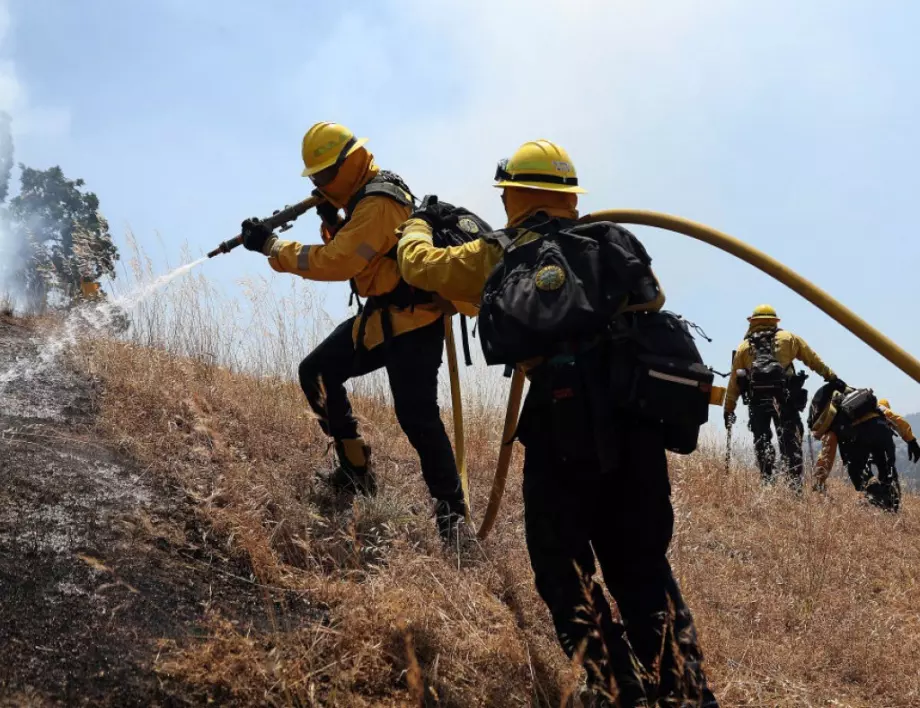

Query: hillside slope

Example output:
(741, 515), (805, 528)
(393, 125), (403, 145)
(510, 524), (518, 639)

(0, 317), (307, 706)
(2, 316), (920, 706)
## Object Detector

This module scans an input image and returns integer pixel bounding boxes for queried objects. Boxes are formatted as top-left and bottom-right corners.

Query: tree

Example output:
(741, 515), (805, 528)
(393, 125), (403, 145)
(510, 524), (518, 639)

(8, 164), (119, 302)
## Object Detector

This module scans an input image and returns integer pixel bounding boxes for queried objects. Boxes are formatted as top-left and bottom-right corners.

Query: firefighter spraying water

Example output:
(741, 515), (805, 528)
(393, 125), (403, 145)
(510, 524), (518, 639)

(208, 122), (483, 544)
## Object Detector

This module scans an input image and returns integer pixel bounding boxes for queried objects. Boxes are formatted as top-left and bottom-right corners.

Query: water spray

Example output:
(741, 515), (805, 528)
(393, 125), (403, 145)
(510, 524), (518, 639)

(207, 195), (324, 258)
(0, 257), (212, 392)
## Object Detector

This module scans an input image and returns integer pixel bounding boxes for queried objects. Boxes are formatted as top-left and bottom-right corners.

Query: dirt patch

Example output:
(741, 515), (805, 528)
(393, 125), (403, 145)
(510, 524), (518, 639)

(0, 320), (311, 706)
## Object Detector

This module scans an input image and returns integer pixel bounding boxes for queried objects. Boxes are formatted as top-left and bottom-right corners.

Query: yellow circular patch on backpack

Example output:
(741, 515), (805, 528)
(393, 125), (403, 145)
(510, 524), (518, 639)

(535, 265), (566, 291)
(457, 217), (480, 234)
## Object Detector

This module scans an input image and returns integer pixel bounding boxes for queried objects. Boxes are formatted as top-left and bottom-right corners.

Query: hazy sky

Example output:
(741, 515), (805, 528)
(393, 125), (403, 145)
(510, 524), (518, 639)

(3, 0), (920, 414)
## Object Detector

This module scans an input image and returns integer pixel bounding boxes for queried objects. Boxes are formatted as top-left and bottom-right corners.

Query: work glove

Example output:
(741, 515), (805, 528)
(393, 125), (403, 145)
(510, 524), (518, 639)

(908, 439), (920, 463)
(241, 217), (273, 253)
(828, 376), (847, 393)
(724, 410), (736, 429)
(314, 194), (341, 228)
(410, 194), (454, 228)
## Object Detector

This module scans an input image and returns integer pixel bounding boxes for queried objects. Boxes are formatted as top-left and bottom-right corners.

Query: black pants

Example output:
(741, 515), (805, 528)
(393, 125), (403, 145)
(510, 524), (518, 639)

(839, 418), (901, 511)
(298, 316), (462, 503)
(748, 398), (804, 485)
(518, 356), (717, 707)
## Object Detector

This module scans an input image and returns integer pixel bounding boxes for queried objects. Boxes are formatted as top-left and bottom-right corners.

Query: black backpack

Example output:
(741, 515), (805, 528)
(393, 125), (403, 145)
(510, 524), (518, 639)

(479, 216), (712, 454)
(808, 383), (877, 436)
(406, 195), (493, 365)
(614, 311), (715, 454)
(746, 329), (787, 399)
(478, 217), (657, 366)
(836, 388), (878, 428)
(411, 194), (492, 249)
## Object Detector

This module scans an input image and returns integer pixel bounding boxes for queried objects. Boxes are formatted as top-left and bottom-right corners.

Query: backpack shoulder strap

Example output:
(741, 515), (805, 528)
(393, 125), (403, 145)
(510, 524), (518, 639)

(346, 171), (414, 215)
(343, 172), (416, 265)
(460, 315), (473, 366)
(482, 215), (566, 254)
(482, 228), (517, 252)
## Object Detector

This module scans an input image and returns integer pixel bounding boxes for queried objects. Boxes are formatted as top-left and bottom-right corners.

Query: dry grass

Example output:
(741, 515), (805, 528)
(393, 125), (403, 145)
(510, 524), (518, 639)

(76, 332), (920, 707)
(80, 335), (553, 707)
(671, 450), (920, 706)
(60, 252), (920, 706)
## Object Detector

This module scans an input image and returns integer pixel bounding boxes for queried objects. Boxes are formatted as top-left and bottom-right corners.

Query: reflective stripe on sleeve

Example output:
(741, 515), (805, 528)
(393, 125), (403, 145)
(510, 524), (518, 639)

(357, 242), (377, 261)
(297, 246), (311, 271)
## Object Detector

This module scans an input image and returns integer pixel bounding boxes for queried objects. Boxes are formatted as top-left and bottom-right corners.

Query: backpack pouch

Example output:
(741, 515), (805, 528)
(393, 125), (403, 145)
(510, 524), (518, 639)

(480, 236), (609, 364)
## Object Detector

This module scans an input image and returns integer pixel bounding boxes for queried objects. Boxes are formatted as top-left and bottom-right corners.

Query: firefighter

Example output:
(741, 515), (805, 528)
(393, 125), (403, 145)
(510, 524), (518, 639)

(240, 122), (466, 541)
(724, 305), (841, 488)
(395, 140), (718, 707)
(79, 278), (101, 300)
(811, 390), (919, 511)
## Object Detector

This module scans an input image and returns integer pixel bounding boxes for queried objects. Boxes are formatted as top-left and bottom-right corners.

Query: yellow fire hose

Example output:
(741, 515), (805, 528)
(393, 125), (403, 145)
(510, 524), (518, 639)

(582, 210), (920, 383)
(444, 316), (471, 522)
(472, 209), (920, 541)
(476, 367), (526, 539)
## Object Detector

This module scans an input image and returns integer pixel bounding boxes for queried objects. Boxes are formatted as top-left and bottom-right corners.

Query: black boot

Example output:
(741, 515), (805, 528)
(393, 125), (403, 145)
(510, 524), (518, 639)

(320, 438), (377, 496)
(435, 498), (467, 543)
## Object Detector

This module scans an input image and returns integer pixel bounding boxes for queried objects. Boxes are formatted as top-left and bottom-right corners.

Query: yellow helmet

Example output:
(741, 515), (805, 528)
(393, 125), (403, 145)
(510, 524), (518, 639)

(879, 398), (890, 408)
(748, 304), (779, 321)
(494, 139), (586, 194)
(301, 122), (368, 177)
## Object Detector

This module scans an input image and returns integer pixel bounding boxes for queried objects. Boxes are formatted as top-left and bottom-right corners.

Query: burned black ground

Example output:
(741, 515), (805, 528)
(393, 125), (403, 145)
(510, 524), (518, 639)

(0, 318), (307, 706)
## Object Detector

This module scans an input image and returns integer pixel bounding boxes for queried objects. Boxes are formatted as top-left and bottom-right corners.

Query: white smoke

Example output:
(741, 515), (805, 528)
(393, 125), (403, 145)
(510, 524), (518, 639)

(0, 1), (17, 310)
(0, 0), (70, 313)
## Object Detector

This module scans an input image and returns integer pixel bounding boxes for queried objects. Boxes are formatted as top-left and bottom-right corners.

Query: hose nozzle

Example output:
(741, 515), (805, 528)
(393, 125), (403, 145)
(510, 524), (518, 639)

(207, 194), (323, 259)
(207, 235), (243, 258)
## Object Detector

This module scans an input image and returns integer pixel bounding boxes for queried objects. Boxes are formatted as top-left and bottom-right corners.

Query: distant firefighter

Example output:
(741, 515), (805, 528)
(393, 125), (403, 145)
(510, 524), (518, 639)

(724, 305), (842, 489)
(79, 278), (101, 300)
(809, 388), (918, 512)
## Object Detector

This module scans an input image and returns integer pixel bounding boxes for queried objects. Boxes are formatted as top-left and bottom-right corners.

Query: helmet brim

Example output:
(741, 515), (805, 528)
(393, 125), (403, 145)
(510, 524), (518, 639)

(494, 180), (586, 195)
(302, 137), (369, 177)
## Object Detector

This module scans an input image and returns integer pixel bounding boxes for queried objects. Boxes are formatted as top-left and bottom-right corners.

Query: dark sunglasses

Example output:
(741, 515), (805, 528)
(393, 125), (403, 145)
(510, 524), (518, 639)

(309, 136), (358, 188)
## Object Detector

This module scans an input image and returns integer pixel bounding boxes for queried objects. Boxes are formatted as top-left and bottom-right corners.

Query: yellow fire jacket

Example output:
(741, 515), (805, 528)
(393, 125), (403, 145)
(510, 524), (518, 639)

(265, 194), (443, 350)
(261, 145), (478, 349)
(724, 325), (835, 413)
(880, 404), (915, 442)
(814, 403), (915, 485)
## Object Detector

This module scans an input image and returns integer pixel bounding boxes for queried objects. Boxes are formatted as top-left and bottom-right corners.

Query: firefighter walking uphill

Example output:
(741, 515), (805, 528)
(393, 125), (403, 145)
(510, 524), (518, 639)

(239, 121), (466, 542)
(724, 305), (841, 489)
(396, 139), (718, 707)
(810, 388), (919, 511)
